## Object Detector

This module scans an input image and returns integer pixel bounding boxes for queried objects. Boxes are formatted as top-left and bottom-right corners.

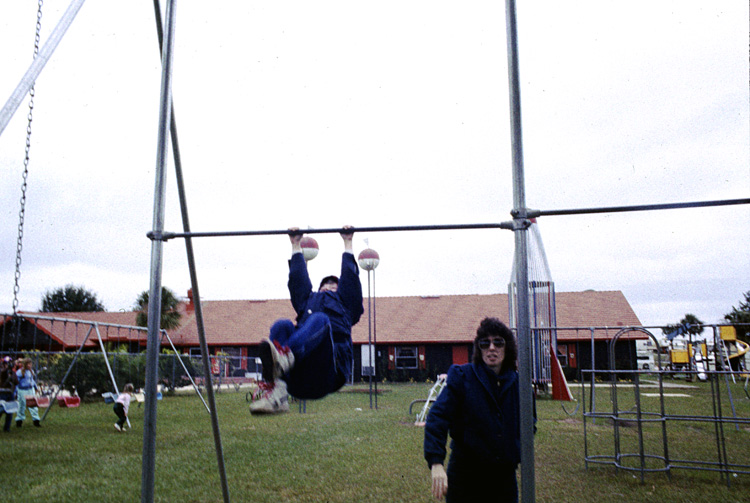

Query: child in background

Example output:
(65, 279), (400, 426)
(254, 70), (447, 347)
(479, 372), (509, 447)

(113, 383), (134, 432)
(0, 357), (18, 432)
(15, 358), (41, 427)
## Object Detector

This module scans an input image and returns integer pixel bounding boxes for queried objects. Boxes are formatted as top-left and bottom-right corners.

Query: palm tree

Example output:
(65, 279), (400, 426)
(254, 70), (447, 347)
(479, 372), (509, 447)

(664, 313), (705, 339)
(134, 287), (182, 330)
(680, 314), (705, 337)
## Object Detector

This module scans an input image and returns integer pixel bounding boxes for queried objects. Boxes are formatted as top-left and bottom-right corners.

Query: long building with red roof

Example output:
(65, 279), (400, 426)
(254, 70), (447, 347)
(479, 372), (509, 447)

(1, 289), (644, 381)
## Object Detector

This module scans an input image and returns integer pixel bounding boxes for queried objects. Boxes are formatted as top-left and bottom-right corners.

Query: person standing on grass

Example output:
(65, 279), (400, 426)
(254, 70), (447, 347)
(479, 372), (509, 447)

(15, 358), (41, 428)
(424, 317), (522, 503)
(250, 226), (364, 414)
(0, 357), (18, 432)
(113, 383), (135, 432)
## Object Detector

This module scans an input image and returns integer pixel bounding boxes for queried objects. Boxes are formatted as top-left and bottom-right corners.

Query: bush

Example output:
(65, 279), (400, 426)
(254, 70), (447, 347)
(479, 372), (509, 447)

(158, 350), (202, 392)
(46, 353), (110, 398)
(44, 350), (201, 398)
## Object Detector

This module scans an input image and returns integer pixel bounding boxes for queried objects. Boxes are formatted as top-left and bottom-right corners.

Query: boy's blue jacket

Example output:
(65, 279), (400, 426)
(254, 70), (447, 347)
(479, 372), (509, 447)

(424, 363), (521, 470)
(287, 252), (363, 336)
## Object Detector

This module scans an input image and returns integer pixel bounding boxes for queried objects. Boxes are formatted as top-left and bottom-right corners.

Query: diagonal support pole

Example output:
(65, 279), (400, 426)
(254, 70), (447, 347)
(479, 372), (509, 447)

(0, 0), (86, 137)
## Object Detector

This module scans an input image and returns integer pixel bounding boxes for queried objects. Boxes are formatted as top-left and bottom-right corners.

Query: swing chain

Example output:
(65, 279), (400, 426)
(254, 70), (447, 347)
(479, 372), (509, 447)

(12, 0), (44, 317)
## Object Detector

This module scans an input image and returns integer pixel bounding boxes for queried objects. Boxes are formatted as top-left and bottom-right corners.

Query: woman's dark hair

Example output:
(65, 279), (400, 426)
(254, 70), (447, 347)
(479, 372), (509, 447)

(472, 317), (517, 373)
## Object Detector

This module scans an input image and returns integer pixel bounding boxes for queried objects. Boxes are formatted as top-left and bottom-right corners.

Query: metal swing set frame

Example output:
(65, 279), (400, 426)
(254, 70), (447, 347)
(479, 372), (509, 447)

(1, 313), (208, 428)
(1, 1), (749, 502)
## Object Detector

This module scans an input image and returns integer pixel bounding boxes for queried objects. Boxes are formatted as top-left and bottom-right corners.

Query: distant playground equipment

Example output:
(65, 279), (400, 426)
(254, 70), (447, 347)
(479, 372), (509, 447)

(411, 374), (447, 426)
(719, 326), (749, 373)
(56, 395), (81, 407)
(646, 324), (749, 381)
(583, 325), (750, 486)
(1, 313), (208, 427)
(509, 220), (575, 404)
(664, 340), (710, 379)
(510, 220), (554, 390)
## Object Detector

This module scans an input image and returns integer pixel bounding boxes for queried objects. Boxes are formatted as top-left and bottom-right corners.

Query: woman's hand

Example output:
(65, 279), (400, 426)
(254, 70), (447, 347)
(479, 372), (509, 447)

(431, 464), (448, 500)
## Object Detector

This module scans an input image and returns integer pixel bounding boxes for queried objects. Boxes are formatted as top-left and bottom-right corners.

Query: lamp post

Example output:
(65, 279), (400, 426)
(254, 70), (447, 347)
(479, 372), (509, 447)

(358, 247), (380, 409)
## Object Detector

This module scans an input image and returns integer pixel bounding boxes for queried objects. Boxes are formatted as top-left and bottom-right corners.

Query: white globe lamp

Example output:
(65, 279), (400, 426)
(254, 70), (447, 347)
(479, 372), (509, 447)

(358, 248), (380, 271)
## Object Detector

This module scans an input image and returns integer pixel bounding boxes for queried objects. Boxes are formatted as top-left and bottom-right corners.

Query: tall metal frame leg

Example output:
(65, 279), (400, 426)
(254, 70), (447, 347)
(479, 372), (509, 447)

(505, 0), (535, 500)
(142, 0), (177, 502)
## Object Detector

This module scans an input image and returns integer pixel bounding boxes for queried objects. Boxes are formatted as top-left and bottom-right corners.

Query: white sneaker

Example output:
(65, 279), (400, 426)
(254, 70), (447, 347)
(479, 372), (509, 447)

(249, 380), (290, 414)
(114, 423), (122, 432)
(259, 339), (295, 382)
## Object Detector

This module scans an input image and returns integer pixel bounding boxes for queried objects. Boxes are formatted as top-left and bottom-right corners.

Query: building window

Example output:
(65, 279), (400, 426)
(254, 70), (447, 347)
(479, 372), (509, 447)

(395, 347), (419, 369)
(221, 347), (241, 366)
(556, 345), (568, 367)
(220, 347), (242, 376)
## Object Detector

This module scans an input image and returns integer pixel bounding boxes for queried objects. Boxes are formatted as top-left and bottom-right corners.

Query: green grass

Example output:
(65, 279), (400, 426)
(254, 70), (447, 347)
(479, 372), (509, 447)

(1, 381), (749, 502)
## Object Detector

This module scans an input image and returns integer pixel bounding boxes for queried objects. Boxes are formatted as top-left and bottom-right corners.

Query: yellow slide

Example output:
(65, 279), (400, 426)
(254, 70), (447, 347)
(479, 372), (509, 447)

(730, 339), (749, 360)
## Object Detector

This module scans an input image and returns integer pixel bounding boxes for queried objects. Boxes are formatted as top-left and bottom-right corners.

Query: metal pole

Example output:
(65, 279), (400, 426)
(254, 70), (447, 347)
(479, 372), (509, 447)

(142, 0), (177, 501)
(373, 267), (378, 410)
(367, 269), (373, 409)
(150, 1), (230, 500)
(531, 197), (750, 218)
(147, 198), (750, 242)
(0, 0), (87, 137)
(150, 222), (516, 241)
(161, 330), (210, 414)
(590, 328), (596, 424)
(504, 0), (535, 500)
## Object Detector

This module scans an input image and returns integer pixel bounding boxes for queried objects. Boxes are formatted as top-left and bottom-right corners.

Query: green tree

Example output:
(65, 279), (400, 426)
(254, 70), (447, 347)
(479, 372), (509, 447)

(41, 284), (105, 312)
(724, 290), (750, 341)
(134, 287), (182, 330)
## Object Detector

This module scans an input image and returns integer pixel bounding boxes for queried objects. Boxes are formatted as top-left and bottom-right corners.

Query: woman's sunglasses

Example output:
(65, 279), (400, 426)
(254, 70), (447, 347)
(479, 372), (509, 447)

(478, 337), (505, 350)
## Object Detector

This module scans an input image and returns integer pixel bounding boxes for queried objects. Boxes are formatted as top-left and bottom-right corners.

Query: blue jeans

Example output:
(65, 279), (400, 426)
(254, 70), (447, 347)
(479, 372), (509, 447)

(16, 387), (40, 422)
(270, 313), (351, 399)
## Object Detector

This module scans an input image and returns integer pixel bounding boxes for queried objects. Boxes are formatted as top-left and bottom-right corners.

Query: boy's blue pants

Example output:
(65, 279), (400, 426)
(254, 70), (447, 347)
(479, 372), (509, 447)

(270, 312), (351, 399)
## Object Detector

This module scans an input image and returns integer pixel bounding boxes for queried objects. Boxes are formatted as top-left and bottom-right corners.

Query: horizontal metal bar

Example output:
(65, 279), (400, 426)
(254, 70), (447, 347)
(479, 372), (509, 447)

(149, 221), (518, 241)
(148, 197), (750, 241)
(4, 312), (147, 332)
(524, 197), (750, 218)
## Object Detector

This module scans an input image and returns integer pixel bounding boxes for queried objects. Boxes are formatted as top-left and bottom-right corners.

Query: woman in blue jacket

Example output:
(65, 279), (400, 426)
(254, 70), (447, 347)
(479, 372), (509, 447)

(250, 226), (363, 414)
(424, 317), (521, 502)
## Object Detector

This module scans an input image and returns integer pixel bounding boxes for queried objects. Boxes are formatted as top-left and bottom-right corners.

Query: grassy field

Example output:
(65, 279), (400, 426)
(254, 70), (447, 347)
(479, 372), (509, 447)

(1, 380), (749, 502)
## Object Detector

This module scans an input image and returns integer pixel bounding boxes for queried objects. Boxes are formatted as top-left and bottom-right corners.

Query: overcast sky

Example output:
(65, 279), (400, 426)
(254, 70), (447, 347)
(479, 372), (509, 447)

(1, 1), (748, 330)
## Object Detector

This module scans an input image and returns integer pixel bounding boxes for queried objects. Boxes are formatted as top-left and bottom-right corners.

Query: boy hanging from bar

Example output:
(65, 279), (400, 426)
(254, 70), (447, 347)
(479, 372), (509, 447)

(250, 226), (364, 414)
